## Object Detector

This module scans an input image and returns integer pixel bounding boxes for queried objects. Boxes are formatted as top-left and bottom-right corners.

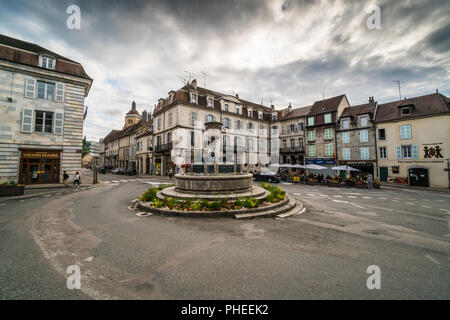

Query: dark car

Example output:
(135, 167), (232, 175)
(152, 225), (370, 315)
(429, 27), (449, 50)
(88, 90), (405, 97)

(124, 169), (137, 176)
(98, 167), (107, 174)
(253, 172), (281, 183)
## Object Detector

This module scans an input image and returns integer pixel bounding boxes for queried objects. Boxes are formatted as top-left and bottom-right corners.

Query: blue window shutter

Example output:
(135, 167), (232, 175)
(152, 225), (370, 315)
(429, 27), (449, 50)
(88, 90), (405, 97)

(396, 146), (402, 159)
(412, 144), (418, 158)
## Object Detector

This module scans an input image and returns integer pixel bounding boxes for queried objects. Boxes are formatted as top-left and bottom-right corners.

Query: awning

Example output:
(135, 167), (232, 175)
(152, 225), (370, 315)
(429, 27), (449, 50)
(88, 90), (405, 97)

(331, 165), (360, 171)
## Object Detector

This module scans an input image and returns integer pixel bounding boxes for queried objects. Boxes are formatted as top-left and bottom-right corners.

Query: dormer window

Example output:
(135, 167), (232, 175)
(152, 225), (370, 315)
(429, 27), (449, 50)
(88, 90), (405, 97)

(224, 103), (229, 112)
(169, 94), (174, 104)
(341, 118), (349, 129)
(401, 107), (410, 116)
(360, 115), (368, 126)
(39, 56), (55, 70)
(207, 97), (213, 108)
(190, 93), (197, 104)
(258, 111), (263, 120)
(272, 113), (277, 121)
(236, 106), (240, 114)
(248, 109), (253, 118)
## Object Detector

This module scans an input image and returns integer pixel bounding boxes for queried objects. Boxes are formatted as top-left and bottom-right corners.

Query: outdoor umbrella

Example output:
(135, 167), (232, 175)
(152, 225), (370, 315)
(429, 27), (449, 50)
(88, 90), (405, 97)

(291, 164), (305, 169)
(279, 164), (294, 168)
(305, 164), (327, 170)
(331, 165), (360, 171)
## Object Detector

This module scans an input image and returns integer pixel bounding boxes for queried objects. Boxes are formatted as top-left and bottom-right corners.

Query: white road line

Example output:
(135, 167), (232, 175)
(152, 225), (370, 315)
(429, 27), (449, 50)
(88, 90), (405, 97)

(436, 200), (444, 202)
(319, 194), (328, 197)
(379, 197), (387, 200)
(19, 200), (25, 203)
(293, 193), (301, 196)
(406, 202), (414, 205)
(421, 205), (431, 208)
(347, 196), (357, 199)
(0, 203), (5, 206)
(333, 195), (343, 198)
(333, 199), (365, 209)
(129, 179), (136, 182)
(103, 181), (111, 184)
(439, 209), (450, 212)
(112, 180), (119, 183)
(362, 196), (371, 199)
(307, 194), (315, 197)
(426, 254), (440, 265)
(44, 195), (51, 198)
(120, 180), (128, 182)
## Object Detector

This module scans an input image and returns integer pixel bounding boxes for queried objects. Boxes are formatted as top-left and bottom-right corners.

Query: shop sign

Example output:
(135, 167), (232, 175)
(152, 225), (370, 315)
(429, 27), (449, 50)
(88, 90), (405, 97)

(22, 151), (60, 159)
(305, 158), (336, 164)
(423, 145), (443, 158)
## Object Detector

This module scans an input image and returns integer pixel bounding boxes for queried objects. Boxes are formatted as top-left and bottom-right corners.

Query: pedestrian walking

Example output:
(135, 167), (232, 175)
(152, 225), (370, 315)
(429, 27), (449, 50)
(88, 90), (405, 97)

(168, 168), (173, 179)
(367, 173), (373, 190)
(63, 171), (70, 187)
(74, 171), (81, 187)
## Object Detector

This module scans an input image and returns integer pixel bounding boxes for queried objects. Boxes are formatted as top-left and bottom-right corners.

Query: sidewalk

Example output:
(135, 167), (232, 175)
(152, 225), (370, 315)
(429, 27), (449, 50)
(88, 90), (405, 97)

(1, 182), (97, 201)
(379, 181), (450, 193)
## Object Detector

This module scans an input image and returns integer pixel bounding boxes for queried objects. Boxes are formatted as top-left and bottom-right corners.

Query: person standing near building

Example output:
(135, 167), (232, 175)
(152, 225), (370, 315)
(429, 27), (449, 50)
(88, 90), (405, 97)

(74, 172), (81, 187)
(367, 173), (374, 190)
(63, 171), (70, 187)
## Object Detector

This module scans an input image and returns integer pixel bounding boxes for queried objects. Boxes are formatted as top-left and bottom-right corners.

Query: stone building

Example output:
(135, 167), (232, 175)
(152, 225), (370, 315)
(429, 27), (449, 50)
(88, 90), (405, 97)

(336, 98), (377, 175)
(151, 79), (273, 176)
(277, 103), (310, 167)
(375, 91), (450, 188)
(304, 94), (350, 175)
(136, 123), (153, 175)
(0, 34), (92, 184)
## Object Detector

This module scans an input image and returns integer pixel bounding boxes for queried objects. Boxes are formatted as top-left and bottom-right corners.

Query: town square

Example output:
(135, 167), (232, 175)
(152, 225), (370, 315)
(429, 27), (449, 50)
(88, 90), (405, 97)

(0, 0), (449, 305)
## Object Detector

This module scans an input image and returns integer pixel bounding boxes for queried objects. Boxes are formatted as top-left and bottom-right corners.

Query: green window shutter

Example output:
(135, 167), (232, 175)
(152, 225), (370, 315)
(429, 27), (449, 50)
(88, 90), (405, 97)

(396, 146), (402, 159)
(412, 144), (419, 158)
(21, 108), (33, 133)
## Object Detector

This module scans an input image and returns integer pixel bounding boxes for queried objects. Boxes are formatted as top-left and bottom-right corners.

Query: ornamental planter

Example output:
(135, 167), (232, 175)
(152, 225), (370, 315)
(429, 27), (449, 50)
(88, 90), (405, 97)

(0, 185), (25, 197)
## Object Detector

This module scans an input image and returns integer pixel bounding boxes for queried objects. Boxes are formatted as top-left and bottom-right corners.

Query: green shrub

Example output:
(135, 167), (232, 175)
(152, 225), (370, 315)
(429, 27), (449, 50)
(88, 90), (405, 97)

(244, 197), (259, 209)
(191, 201), (203, 211)
(140, 187), (159, 202)
(265, 193), (275, 202)
(208, 201), (222, 211)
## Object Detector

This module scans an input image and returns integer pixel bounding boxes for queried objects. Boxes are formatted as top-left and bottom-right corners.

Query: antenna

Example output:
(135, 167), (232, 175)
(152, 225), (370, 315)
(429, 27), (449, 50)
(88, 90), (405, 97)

(178, 75), (187, 85)
(393, 80), (402, 99)
(200, 71), (207, 88)
(184, 70), (195, 83)
(322, 88), (325, 100)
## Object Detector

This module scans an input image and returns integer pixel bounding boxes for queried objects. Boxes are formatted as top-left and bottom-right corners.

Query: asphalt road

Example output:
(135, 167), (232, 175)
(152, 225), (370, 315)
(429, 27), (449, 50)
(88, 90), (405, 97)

(0, 174), (449, 299)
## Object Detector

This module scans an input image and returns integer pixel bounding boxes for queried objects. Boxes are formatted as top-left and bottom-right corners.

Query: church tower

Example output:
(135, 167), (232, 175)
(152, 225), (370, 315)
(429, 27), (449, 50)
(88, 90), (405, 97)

(124, 101), (141, 129)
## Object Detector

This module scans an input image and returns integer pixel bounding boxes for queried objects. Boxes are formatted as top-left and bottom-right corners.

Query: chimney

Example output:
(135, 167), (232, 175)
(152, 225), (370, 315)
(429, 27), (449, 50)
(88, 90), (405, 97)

(191, 79), (197, 89)
(271, 104), (275, 110)
(436, 89), (439, 93)
(368, 96), (376, 107)
(235, 93), (239, 99)
(142, 110), (148, 123)
(288, 103), (292, 113)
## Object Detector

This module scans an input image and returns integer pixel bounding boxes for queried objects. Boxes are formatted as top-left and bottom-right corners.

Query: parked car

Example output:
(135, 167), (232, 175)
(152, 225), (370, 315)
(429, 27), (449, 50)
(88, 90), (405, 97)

(111, 168), (122, 174)
(253, 172), (281, 183)
(124, 169), (137, 176)
(98, 167), (107, 174)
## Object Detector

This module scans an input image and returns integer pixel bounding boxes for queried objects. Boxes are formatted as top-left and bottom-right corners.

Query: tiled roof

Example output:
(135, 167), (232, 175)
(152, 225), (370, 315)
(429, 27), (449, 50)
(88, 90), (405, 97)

(308, 94), (346, 115)
(154, 82), (272, 117)
(0, 34), (91, 80)
(340, 103), (376, 119)
(279, 105), (312, 120)
(375, 92), (449, 122)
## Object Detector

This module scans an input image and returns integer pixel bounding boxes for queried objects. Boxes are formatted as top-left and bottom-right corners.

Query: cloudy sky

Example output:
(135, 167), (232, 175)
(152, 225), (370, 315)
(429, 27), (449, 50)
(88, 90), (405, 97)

(1, 0), (449, 141)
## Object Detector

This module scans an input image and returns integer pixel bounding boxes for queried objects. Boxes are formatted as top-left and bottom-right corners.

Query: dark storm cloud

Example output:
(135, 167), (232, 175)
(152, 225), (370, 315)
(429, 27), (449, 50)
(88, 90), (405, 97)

(0, 0), (449, 140)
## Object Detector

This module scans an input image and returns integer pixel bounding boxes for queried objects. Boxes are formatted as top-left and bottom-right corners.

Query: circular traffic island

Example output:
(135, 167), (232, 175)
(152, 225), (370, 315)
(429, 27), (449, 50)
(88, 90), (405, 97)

(136, 175), (303, 219)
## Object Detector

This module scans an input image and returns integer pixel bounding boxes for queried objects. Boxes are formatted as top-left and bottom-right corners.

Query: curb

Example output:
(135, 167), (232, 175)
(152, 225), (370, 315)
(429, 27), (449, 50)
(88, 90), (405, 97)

(0, 185), (97, 201)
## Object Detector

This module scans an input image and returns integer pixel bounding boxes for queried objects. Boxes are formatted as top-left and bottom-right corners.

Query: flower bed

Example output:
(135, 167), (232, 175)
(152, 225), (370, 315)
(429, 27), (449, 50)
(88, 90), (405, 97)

(138, 183), (286, 212)
(0, 181), (25, 196)
(306, 178), (320, 185)
(325, 180), (342, 187)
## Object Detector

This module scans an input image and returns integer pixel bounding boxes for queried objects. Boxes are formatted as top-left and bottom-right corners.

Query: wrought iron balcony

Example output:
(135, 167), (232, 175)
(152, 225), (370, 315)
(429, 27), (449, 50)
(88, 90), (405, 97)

(154, 143), (172, 153)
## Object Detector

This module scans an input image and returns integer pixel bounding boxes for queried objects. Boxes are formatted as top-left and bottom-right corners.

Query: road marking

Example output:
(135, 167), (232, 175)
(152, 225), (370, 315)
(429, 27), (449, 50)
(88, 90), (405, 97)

(347, 196), (357, 199)
(379, 197), (387, 200)
(19, 200), (25, 203)
(55, 193), (62, 195)
(120, 180), (128, 182)
(31, 198), (39, 200)
(439, 209), (450, 212)
(307, 193), (315, 197)
(426, 254), (440, 265)
(319, 194), (328, 197)
(333, 195), (343, 198)
(84, 256), (94, 262)
(344, 193), (361, 195)
(406, 202), (414, 205)
(333, 199), (365, 209)
(293, 193), (301, 196)
(421, 205), (431, 208)
(362, 196), (371, 199)
(129, 179), (136, 182)
(436, 200), (444, 202)
(44, 195), (51, 198)
(0, 203), (5, 206)
(112, 180), (119, 183)
(103, 181), (111, 184)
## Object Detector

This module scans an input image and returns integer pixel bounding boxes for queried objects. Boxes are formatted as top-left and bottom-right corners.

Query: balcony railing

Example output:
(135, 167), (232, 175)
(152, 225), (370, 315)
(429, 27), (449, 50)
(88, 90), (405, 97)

(280, 146), (305, 153)
(154, 143), (172, 153)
